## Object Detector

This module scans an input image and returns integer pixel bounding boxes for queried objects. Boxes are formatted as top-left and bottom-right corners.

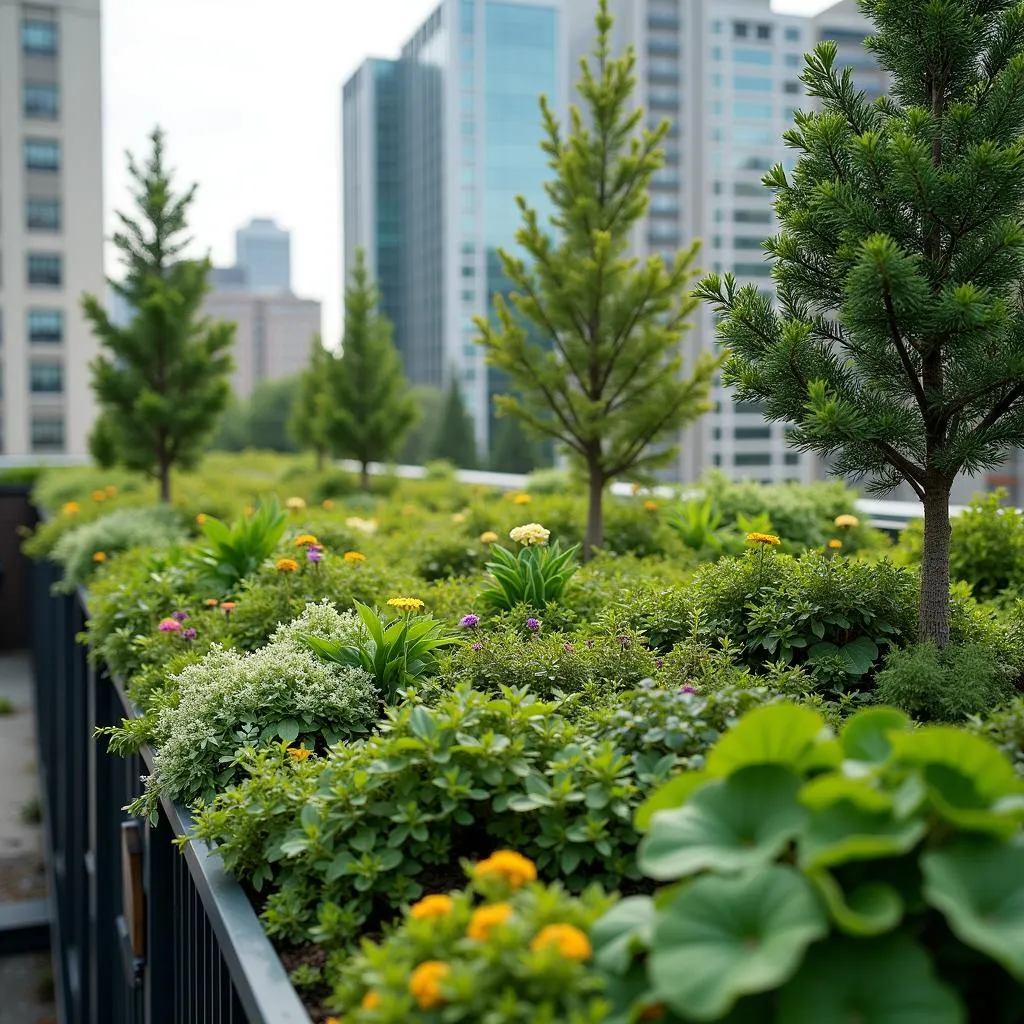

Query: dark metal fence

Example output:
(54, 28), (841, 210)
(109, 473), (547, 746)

(30, 558), (312, 1024)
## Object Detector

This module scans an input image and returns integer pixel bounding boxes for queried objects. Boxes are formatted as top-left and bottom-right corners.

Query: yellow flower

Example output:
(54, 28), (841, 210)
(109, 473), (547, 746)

(322, 499), (335, 510)
(92, 489), (107, 502)
(287, 747), (312, 761)
(512, 493), (532, 505)
(473, 851), (537, 889)
(409, 894), (454, 920)
(205, 598), (219, 607)
(643, 500), (660, 512)
(834, 514), (859, 529)
(344, 551), (366, 562)
(746, 532), (781, 547)
(244, 505), (256, 516)
(346, 516), (379, 534)
(361, 990), (381, 1010)
(196, 513), (207, 525)
(62, 501), (80, 515)
(92, 551), (107, 563)
(479, 531), (499, 544)
(451, 512), (467, 524)
(325, 1018), (341, 1024)
(631, 483), (641, 495)
(401, 504), (417, 516)
(286, 496), (307, 512)
(104, 485), (118, 497)
(467, 902), (513, 941)
(387, 596), (425, 613)
(409, 961), (450, 1010)
(827, 539), (843, 550)
(509, 523), (550, 546)
(530, 923), (592, 961)
(295, 534), (319, 547)
(276, 558), (299, 573)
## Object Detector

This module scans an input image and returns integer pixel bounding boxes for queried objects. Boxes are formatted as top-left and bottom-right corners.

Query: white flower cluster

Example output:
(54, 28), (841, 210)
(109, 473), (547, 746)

(148, 623), (376, 807)
(509, 522), (551, 547)
(346, 516), (379, 535)
(270, 599), (367, 651)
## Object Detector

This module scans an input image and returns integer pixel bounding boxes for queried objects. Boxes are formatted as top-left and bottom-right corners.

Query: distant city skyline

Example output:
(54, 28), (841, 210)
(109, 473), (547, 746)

(102, 0), (841, 345)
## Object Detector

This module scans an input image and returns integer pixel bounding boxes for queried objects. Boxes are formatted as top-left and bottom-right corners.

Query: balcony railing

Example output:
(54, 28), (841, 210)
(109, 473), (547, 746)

(30, 557), (312, 1024)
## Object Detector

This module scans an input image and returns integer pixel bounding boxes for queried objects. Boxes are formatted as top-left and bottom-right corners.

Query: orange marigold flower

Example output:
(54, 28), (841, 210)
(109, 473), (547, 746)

(409, 961), (450, 1010)
(92, 551), (107, 563)
(746, 532), (781, 547)
(479, 531), (499, 544)
(62, 502), (80, 515)
(276, 558), (299, 573)
(104, 485), (118, 497)
(220, 601), (236, 612)
(530, 923), (592, 961)
(196, 513), (207, 525)
(512, 493), (532, 505)
(473, 851), (537, 890)
(361, 990), (381, 1010)
(294, 534), (319, 547)
(324, 1018), (341, 1024)
(467, 902), (513, 941)
(205, 598), (219, 607)
(409, 894), (454, 920)
(322, 499), (335, 510)
(92, 489), (107, 502)
(827, 538), (843, 550)
(343, 551), (366, 562)
(643, 500), (659, 511)
(287, 747), (311, 761)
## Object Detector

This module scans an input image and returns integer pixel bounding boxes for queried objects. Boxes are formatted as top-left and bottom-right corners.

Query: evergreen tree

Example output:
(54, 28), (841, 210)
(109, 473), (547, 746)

(289, 334), (333, 468)
(82, 128), (234, 502)
(476, 0), (718, 557)
(430, 375), (478, 468)
(330, 249), (415, 489)
(489, 414), (545, 474)
(697, 0), (1024, 646)
(400, 385), (446, 465)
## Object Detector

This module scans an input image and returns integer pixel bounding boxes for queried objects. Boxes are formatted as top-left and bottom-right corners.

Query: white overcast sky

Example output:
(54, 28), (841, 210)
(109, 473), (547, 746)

(101, 0), (837, 341)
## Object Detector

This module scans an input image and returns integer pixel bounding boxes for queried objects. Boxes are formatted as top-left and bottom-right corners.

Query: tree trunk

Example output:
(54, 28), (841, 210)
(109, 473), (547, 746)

(584, 469), (604, 561)
(919, 483), (952, 647)
(360, 460), (370, 491)
(158, 458), (171, 503)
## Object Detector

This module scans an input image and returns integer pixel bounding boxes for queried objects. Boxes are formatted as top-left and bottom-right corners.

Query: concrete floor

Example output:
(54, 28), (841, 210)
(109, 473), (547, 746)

(0, 650), (56, 1023)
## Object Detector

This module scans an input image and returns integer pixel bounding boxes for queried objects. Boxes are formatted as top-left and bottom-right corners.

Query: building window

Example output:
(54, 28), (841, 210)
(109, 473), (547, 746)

(785, 27), (801, 42)
(785, 53), (801, 67)
(733, 126), (775, 144)
(735, 426), (771, 440)
(460, 0), (473, 35)
(27, 198), (61, 231)
(784, 81), (801, 94)
(734, 235), (766, 249)
(735, 400), (767, 414)
(735, 49), (772, 66)
(28, 253), (62, 286)
(28, 309), (64, 343)
(30, 361), (63, 393)
(756, 24), (772, 40)
(648, 88), (679, 110)
(734, 75), (771, 92)
(25, 138), (60, 171)
(22, 18), (58, 55)
(734, 182), (763, 197)
(785, 452), (801, 465)
(31, 416), (65, 451)
(733, 22), (748, 38)
(734, 101), (773, 119)
(735, 452), (771, 467)
(733, 260), (772, 277)
(24, 82), (59, 120)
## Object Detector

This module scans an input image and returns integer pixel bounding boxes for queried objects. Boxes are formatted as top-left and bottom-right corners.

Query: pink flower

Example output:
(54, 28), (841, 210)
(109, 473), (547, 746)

(158, 618), (181, 633)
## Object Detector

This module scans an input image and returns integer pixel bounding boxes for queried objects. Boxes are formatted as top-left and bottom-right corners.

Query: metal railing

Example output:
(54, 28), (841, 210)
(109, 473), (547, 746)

(30, 558), (311, 1024)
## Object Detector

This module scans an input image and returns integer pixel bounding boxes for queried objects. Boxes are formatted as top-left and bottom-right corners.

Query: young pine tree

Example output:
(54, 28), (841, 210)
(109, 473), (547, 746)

(82, 128), (234, 502)
(475, 0), (718, 557)
(697, 0), (1024, 646)
(330, 249), (415, 489)
(289, 334), (333, 469)
(430, 375), (478, 468)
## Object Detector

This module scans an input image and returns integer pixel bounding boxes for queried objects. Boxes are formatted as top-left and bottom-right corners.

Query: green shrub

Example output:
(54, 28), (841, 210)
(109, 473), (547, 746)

(440, 629), (657, 698)
(874, 641), (1016, 722)
(188, 500), (287, 597)
(49, 506), (188, 593)
(328, 865), (613, 1023)
(971, 697), (1024, 776)
(115, 602), (377, 817)
(593, 703), (1024, 1022)
(189, 686), (669, 943)
(411, 531), (486, 581)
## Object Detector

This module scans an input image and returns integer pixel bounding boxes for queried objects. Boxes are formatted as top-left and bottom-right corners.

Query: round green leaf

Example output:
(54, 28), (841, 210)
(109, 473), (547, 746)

(639, 766), (805, 880)
(799, 801), (927, 870)
(840, 707), (910, 764)
(808, 868), (904, 936)
(591, 895), (655, 974)
(649, 866), (828, 1021)
(800, 773), (893, 813)
(705, 704), (835, 778)
(922, 840), (1024, 979)
(636, 771), (709, 831)
(776, 934), (964, 1023)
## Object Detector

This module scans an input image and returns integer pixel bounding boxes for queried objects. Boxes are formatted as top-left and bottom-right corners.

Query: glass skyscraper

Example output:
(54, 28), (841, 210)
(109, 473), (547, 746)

(342, 0), (566, 456)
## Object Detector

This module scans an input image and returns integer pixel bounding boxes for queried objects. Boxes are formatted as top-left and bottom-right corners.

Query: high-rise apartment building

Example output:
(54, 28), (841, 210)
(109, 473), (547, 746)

(565, 0), (888, 485)
(235, 217), (291, 293)
(0, 0), (103, 456)
(342, 0), (568, 454)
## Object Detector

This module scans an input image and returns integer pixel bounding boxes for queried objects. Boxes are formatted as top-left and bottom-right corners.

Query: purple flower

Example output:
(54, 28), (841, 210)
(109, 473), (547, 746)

(460, 614), (480, 629)
(680, 685), (698, 695)
(564, 643), (575, 653)
(171, 610), (189, 622)
(307, 545), (323, 563)
(526, 617), (540, 633)
(655, 658), (664, 669)
(182, 627), (198, 641)
(471, 642), (483, 652)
